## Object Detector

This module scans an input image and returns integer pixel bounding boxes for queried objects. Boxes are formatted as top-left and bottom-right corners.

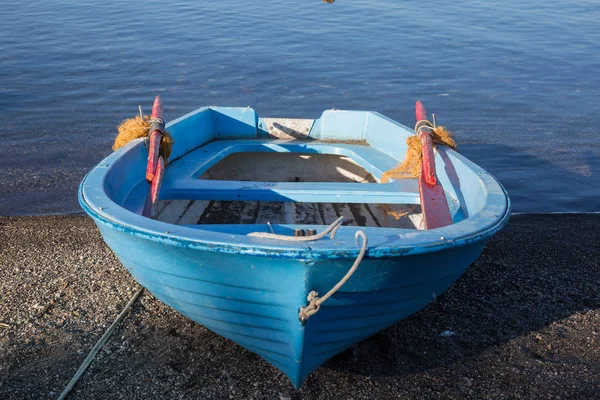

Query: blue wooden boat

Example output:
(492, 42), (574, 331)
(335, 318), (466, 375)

(79, 101), (510, 387)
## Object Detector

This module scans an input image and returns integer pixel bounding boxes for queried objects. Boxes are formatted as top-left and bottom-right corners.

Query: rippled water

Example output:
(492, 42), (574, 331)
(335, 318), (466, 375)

(1, 0), (599, 215)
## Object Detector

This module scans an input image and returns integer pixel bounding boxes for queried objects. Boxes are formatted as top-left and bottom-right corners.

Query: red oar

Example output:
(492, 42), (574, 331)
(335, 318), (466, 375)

(416, 101), (437, 186)
(415, 101), (453, 230)
(151, 156), (165, 204)
(146, 96), (164, 182)
(142, 96), (166, 217)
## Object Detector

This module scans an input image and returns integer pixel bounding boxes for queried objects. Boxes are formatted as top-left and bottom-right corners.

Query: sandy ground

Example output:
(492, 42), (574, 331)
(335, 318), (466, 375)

(0, 214), (598, 399)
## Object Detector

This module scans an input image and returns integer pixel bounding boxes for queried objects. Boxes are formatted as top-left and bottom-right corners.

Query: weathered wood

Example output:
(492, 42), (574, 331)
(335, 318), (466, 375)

(294, 203), (323, 224)
(239, 201), (261, 224)
(154, 199), (421, 229)
(332, 203), (357, 226)
(403, 206), (424, 230)
(255, 202), (286, 225)
(178, 200), (210, 225)
(349, 203), (378, 227)
(151, 200), (170, 219)
(157, 200), (191, 223)
(317, 203), (339, 226)
(367, 204), (416, 229)
(199, 201), (244, 224)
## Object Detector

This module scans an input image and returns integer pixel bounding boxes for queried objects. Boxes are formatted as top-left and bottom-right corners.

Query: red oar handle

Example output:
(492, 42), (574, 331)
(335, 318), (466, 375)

(415, 101), (436, 186)
(145, 96), (165, 182)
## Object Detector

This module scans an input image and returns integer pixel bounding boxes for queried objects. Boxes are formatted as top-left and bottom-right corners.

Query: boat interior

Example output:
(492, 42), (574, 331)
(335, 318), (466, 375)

(153, 150), (424, 229)
(106, 107), (481, 234)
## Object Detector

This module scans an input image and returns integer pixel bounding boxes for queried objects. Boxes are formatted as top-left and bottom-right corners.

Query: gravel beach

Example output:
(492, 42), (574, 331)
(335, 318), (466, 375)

(0, 214), (598, 399)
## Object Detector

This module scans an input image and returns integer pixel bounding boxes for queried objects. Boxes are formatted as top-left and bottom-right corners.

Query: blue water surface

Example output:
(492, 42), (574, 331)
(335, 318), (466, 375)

(1, 0), (599, 214)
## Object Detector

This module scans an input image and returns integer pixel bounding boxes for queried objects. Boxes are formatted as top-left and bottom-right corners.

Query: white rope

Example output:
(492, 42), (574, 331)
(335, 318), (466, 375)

(414, 119), (435, 135)
(147, 117), (165, 126)
(57, 287), (144, 400)
(247, 216), (344, 241)
(298, 230), (368, 323)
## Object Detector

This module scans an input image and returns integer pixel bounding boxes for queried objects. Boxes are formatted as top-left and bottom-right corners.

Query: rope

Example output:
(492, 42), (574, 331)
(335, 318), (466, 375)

(112, 111), (172, 161)
(414, 119), (435, 135)
(298, 230), (368, 323)
(247, 216), (344, 241)
(57, 287), (144, 400)
(147, 117), (165, 126)
(380, 123), (456, 185)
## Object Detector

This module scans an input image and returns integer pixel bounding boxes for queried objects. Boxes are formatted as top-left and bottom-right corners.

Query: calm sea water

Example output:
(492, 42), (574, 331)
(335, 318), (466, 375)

(1, 0), (599, 215)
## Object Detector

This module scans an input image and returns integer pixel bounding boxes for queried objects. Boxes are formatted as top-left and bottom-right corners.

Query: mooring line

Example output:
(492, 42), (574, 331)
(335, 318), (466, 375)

(58, 287), (144, 400)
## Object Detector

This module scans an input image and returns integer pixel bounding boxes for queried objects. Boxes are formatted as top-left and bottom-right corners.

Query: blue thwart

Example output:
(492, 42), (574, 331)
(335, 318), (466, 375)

(79, 105), (510, 387)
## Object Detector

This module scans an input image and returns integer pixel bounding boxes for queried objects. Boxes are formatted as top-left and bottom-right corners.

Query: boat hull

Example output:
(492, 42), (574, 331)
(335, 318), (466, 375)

(80, 106), (510, 387)
(94, 220), (486, 387)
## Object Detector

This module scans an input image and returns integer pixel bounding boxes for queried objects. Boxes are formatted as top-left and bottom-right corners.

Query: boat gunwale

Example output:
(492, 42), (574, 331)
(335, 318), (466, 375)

(79, 135), (511, 259)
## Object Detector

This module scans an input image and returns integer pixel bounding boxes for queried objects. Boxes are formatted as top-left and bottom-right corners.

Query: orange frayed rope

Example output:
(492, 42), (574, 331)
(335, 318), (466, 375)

(379, 124), (457, 221)
(112, 115), (173, 162)
(380, 125), (457, 183)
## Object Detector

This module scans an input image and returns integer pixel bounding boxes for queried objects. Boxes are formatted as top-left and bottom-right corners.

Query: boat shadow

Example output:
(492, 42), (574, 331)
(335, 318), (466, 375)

(315, 213), (600, 383)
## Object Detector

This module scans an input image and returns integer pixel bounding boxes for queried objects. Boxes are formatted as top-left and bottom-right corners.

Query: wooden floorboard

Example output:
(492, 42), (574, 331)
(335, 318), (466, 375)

(156, 200), (191, 224)
(294, 203), (323, 225)
(317, 203), (339, 226)
(255, 202), (286, 225)
(349, 204), (377, 227)
(155, 200), (421, 229)
(332, 203), (357, 226)
(178, 200), (210, 225)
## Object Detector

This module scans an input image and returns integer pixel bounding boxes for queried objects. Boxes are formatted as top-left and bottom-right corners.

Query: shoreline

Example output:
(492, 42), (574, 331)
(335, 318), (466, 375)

(1, 214), (598, 399)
